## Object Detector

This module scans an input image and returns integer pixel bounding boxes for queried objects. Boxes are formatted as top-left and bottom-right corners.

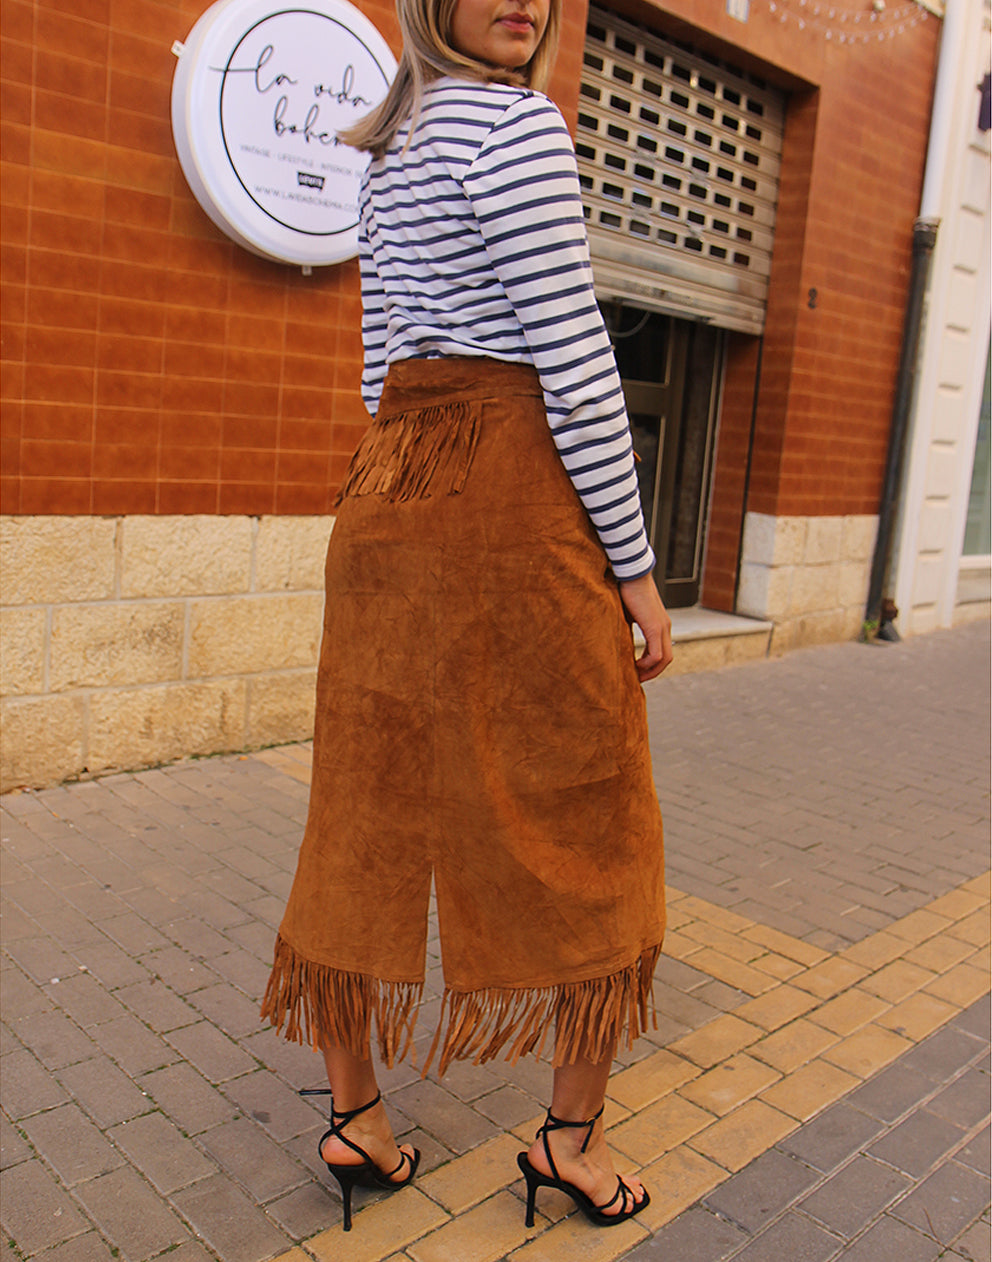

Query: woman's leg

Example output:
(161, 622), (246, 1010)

(317, 1044), (415, 1179)
(527, 1047), (646, 1212)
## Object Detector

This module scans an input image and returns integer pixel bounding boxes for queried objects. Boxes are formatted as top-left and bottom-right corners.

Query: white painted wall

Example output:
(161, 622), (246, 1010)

(893, 0), (992, 635)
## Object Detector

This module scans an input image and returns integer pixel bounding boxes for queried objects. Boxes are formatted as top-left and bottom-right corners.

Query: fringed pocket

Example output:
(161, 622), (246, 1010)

(260, 935), (423, 1068)
(335, 400), (481, 505)
(425, 944), (662, 1078)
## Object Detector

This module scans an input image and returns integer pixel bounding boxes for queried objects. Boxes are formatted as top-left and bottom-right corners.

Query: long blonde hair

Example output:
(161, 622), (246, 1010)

(340, 0), (562, 157)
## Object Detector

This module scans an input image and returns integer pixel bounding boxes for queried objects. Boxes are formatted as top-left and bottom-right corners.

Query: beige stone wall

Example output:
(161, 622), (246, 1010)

(0, 515), (332, 791)
(736, 512), (878, 653)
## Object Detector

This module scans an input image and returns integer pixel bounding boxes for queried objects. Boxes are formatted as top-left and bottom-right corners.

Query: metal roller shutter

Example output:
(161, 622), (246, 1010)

(576, 5), (786, 335)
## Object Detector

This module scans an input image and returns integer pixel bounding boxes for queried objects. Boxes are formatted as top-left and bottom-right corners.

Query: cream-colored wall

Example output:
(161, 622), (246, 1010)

(892, 0), (992, 635)
(736, 512), (878, 653)
(0, 515), (331, 791)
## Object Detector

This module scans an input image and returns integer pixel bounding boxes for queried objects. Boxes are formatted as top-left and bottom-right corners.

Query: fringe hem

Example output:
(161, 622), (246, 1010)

(260, 936), (422, 1069)
(261, 938), (663, 1078)
(426, 944), (663, 1078)
(334, 401), (480, 506)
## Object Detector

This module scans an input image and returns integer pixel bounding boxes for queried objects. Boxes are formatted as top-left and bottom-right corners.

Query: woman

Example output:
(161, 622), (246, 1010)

(261, 0), (672, 1233)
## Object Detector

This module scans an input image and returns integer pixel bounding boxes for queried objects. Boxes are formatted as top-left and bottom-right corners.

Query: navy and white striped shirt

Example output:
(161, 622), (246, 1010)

(359, 77), (655, 580)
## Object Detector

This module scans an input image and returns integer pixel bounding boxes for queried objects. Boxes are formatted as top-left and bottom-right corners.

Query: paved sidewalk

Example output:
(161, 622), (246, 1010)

(1, 621), (989, 1262)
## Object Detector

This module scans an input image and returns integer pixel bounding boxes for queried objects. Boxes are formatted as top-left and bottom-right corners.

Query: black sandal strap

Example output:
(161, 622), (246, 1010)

(538, 1105), (605, 1180)
(300, 1089), (384, 1164)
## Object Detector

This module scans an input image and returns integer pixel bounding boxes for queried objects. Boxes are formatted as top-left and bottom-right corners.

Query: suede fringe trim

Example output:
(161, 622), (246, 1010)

(260, 936), (422, 1069)
(334, 401), (480, 505)
(425, 944), (662, 1078)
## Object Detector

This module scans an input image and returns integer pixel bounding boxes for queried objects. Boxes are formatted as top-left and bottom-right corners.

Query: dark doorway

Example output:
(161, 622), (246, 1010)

(605, 304), (723, 607)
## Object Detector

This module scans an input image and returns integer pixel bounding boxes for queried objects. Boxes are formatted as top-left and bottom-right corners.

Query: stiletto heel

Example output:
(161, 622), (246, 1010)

(517, 1106), (649, 1228)
(300, 1088), (420, 1232)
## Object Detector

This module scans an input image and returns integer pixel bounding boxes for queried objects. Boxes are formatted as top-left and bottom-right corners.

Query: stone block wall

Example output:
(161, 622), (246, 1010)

(736, 512), (878, 653)
(0, 515), (331, 790)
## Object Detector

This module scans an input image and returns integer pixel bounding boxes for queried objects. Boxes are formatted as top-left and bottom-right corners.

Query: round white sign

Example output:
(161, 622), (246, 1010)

(171, 0), (396, 266)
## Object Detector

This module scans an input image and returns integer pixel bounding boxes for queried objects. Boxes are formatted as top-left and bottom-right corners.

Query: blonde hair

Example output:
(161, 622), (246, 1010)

(340, 0), (562, 157)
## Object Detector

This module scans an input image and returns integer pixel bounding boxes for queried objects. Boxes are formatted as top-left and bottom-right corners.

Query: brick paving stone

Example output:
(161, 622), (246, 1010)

(1, 1048), (70, 1118)
(777, 1101), (887, 1173)
(74, 1165), (195, 1259)
(116, 978), (200, 1033)
(0, 1114), (31, 1169)
(622, 1205), (747, 1261)
(899, 1025), (987, 1082)
(890, 1157), (991, 1244)
(0, 1159), (90, 1255)
(138, 1062), (238, 1135)
(846, 1059), (939, 1123)
(799, 1153), (911, 1237)
(164, 1021), (256, 1083)
(108, 1111), (217, 1194)
(198, 1116), (310, 1202)
(951, 1214), (990, 1262)
(868, 1107), (968, 1177)
(701, 1147), (818, 1233)
(90, 1011), (179, 1076)
(11, 1008), (96, 1069)
(30, 1233), (119, 1262)
(954, 1124), (991, 1177)
(729, 1211), (841, 1262)
(21, 1103), (124, 1186)
(392, 1080), (501, 1155)
(55, 1054), (152, 1128)
(266, 1181), (344, 1239)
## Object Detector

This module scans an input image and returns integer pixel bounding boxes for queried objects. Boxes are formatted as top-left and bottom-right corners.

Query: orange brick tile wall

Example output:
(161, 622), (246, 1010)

(0, 0), (583, 517)
(2, 0), (938, 556)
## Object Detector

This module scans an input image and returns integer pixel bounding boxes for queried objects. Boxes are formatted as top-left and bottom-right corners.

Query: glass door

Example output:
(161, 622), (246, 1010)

(606, 304), (723, 607)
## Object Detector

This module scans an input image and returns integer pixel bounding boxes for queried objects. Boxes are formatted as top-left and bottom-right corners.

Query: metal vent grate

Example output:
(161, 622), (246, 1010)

(577, 6), (785, 334)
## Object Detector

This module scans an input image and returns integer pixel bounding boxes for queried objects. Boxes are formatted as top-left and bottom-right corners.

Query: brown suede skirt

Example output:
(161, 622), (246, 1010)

(261, 357), (665, 1075)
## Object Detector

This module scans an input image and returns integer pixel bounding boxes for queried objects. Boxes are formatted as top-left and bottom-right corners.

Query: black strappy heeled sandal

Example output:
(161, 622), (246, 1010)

(300, 1088), (421, 1232)
(516, 1105), (650, 1228)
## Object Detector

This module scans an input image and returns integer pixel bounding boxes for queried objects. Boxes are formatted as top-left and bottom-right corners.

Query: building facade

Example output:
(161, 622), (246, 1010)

(0, 0), (961, 788)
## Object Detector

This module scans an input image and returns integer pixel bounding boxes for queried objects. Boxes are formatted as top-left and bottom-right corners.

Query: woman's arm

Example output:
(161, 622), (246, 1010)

(462, 93), (654, 582)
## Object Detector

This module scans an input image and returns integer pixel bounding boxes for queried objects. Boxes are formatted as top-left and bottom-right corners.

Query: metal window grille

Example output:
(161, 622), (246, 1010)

(577, 5), (785, 334)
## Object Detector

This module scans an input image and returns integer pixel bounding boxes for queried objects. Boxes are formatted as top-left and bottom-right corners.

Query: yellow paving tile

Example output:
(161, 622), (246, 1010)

(947, 909), (992, 948)
(809, 987), (891, 1036)
(662, 930), (707, 961)
(923, 961), (991, 1008)
(840, 931), (908, 971)
(667, 1014), (764, 1069)
(888, 908), (954, 944)
(750, 1018), (841, 1074)
(904, 934), (978, 974)
(268, 1251), (309, 1262)
(759, 1059), (859, 1121)
(925, 889), (988, 921)
(609, 1094), (714, 1166)
(822, 1024), (913, 1079)
(734, 985), (820, 1032)
(407, 1191), (536, 1262)
(637, 1146), (727, 1230)
(961, 871), (991, 899)
(678, 1054), (781, 1117)
(418, 1133), (523, 1214)
(507, 1207), (647, 1261)
(791, 957), (868, 1000)
(675, 896), (754, 936)
(750, 952), (805, 982)
(876, 991), (960, 1042)
(969, 944), (990, 971)
(607, 1048), (701, 1112)
(306, 1188), (449, 1262)
(688, 1099), (797, 1173)
(684, 948), (777, 997)
(740, 924), (828, 968)
(860, 959), (937, 1004)
(680, 920), (765, 963)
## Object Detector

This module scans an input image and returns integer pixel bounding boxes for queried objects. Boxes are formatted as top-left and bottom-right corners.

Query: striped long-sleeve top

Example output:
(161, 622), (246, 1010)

(358, 76), (655, 581)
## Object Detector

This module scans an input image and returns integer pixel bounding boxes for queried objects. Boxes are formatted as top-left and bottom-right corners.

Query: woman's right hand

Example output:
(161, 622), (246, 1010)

(618, 573), (673, 682)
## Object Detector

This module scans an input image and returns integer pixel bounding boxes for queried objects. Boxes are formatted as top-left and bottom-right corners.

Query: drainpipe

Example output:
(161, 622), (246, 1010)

(864, 217), (939, 637)
(864, 0), (964, 640)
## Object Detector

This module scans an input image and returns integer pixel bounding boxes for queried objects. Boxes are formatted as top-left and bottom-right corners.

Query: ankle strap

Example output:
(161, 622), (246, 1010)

(539, 1103), (605, 1175)
(299, 1088), (383, 1128)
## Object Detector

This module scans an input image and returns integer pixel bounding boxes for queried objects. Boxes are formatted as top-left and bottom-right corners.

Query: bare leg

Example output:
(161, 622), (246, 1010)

(317, 1044), (415, 1180)
(527, 1047), (646, 1213)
